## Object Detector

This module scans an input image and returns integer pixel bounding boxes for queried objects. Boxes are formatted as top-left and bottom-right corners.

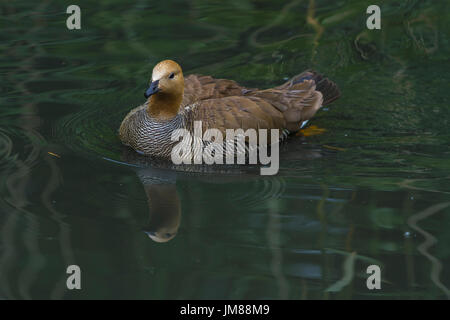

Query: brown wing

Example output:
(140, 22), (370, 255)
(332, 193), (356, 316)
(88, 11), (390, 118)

(190, 79), (322, 135)
(248, 79), (323, 131)
(182, 74), (248, 106)
(186, 71), (338, 134)
(275, 70), (340, 106)
(191, 96), (286, 135)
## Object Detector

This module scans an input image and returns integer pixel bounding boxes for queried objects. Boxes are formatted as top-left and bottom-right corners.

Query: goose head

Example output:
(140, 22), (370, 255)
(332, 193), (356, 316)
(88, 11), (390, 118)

(145, 60), (184, 120)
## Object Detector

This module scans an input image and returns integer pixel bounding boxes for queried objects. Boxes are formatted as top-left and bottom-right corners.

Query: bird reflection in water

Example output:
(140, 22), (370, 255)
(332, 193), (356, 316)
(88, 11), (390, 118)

(122, 140), (324, 243)
(141, 181), (181, 243)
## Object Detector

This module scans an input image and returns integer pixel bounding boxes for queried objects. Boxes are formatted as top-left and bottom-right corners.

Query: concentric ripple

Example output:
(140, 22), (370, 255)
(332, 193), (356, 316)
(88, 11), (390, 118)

(53, 88), (138, 162)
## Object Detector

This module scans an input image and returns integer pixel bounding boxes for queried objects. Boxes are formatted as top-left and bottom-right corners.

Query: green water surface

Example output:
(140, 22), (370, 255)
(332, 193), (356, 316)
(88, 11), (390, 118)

(0, 0), (449, 299)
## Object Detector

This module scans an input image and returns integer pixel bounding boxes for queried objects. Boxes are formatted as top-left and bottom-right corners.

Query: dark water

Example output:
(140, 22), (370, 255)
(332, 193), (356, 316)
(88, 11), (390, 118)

(1, 0), (449, 299)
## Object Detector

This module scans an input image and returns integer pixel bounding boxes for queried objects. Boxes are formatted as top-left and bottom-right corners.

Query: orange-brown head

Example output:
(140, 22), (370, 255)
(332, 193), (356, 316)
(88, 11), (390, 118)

(145, 60), (184, 120)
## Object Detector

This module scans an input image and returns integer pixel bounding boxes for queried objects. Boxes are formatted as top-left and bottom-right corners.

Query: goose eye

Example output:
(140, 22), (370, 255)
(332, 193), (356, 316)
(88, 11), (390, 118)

(168, 72), (175, 79)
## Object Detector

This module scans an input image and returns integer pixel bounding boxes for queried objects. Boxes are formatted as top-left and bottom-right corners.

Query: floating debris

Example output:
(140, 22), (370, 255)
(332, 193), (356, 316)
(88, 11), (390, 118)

(323, 144), (346, 151)
(47, 152), (61, 158)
